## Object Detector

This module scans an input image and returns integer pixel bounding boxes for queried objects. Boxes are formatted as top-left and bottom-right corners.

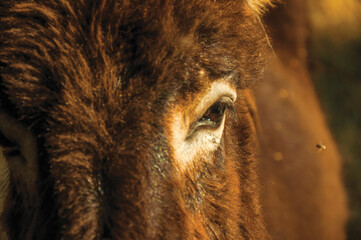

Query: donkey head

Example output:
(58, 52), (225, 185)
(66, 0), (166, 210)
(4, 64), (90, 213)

(0, 0), (273, 239)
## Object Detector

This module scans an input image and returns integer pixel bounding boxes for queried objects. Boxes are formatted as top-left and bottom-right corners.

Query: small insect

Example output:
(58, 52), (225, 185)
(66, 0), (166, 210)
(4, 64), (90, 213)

(316, 143), (327, 151)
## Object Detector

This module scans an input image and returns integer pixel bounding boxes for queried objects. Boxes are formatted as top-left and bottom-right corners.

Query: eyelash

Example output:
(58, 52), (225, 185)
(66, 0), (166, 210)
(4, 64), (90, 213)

(187, 97), (235, 136)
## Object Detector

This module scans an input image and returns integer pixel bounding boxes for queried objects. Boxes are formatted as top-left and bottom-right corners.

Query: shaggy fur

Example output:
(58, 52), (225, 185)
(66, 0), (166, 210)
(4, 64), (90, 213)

(0, 0), (272, 239)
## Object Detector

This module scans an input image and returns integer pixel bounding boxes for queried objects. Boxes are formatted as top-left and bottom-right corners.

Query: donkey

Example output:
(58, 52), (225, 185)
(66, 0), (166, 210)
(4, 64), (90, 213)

(0, 0), (273, 239)
(0, 0), (348, 239)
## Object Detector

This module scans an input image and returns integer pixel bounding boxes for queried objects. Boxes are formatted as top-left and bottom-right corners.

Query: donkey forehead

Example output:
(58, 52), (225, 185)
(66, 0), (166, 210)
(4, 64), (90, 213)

(68, 1), (266, 98)
(1, 0), (270, 123)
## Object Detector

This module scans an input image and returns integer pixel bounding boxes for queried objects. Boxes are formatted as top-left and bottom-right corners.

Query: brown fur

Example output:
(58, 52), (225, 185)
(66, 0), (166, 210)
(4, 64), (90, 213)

(1, 0), (348, 239)
(0, 0), (273, 239)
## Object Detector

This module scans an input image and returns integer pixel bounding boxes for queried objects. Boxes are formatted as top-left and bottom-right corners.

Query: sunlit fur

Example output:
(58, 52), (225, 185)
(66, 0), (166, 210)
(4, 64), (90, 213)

(247, 0), (276, 14)
(0, 0), (272, 239)
(257, 2), (348, 239)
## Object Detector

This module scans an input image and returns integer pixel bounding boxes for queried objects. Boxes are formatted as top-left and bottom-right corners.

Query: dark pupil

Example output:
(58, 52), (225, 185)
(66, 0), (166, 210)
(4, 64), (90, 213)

(201, 103), (225, 123)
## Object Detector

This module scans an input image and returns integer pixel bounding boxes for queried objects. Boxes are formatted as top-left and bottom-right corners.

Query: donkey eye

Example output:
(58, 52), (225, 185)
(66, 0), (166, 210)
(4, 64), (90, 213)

(200, 101), (228, 127)
(170, 82), (237, 167)
(188, 97), (235, 136)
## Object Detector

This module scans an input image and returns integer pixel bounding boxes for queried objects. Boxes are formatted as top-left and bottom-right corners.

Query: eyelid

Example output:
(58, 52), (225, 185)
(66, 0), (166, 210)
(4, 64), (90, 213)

(201, 96), (236, 120)
(216, 97), (236, 114)
(222, 97), (237, 118)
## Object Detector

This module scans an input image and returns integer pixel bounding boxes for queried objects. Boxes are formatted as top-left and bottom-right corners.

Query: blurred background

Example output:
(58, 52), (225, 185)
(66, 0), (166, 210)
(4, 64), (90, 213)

(309, 0), (361, 239)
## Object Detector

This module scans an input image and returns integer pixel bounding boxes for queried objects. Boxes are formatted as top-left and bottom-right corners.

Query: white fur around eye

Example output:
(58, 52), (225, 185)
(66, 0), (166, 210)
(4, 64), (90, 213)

(168, 82), (236, 170)
(180, 115), (226, 161)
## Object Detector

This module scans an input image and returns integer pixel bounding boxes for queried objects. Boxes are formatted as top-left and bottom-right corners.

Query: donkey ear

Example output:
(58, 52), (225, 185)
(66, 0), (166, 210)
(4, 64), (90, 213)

(246, 0), (275, 14)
